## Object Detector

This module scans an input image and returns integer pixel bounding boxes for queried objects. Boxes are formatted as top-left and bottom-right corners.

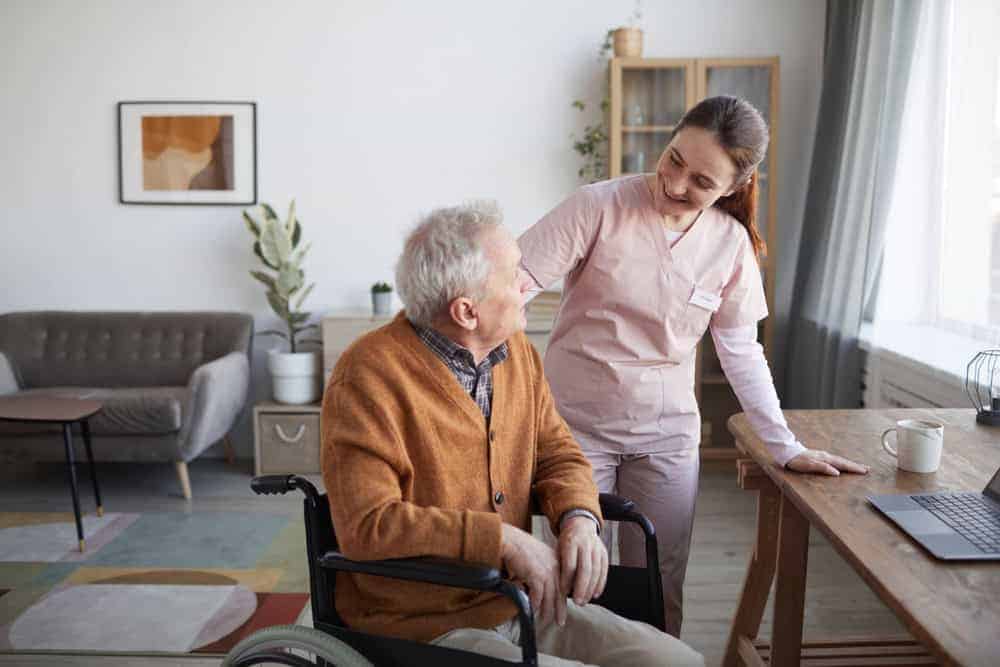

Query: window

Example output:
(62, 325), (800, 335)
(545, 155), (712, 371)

(874, 0), (1000, 344)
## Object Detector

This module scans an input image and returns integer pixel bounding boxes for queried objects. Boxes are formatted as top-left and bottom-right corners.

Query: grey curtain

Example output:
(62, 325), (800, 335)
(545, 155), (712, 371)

(784, 0), (923, 408)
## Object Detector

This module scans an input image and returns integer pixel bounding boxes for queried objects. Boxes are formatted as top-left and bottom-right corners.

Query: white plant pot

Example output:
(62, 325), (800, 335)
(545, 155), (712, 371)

(268, 350), (322, 405)
(372, 292), (393, 316)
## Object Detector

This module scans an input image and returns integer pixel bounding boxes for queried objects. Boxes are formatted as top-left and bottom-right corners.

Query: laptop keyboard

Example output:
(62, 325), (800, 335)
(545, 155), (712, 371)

(911, 493), (1000, 553)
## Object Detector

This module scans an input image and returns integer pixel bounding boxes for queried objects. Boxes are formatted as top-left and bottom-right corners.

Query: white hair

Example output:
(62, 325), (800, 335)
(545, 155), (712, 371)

(395, 200), (505, 328)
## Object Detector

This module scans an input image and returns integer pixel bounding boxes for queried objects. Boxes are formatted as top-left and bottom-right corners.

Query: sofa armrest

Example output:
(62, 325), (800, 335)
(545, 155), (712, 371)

(0, 351), (20, 396)
(177, 351), (250, 461)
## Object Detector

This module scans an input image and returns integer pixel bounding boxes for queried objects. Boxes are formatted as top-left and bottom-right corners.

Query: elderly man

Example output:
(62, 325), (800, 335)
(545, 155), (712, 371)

(321, 201), (703, 666)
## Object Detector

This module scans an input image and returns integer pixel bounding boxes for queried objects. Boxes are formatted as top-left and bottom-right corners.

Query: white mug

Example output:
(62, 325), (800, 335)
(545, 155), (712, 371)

(881, 419), (944, 473)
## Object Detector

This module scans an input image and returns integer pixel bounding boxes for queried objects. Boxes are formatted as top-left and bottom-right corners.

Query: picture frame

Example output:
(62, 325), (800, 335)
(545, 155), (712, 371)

(118, 101), (257, 205)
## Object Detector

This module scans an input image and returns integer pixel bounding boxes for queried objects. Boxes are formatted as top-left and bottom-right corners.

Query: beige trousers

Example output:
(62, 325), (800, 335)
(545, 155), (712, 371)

(431, 600), (704, 666)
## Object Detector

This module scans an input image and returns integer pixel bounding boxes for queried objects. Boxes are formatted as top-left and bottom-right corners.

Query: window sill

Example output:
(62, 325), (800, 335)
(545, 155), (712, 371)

(858, 321), (987, 391)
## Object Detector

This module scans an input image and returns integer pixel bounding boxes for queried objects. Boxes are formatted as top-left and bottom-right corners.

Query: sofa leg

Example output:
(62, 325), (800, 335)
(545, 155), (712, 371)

(174, 461), (192, 500)
(223, 435), (237, 465)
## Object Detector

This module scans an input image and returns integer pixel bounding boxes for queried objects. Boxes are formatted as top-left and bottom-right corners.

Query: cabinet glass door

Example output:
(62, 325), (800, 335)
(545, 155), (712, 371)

(697, 60), (778, 246)
(610, 59), (694, 177)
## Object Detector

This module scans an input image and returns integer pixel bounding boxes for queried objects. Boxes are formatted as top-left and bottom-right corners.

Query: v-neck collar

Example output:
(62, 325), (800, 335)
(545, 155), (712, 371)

(635, 175), (708, 272)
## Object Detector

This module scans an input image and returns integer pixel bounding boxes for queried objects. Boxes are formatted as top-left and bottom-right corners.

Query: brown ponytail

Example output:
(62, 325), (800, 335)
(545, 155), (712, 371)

(714, 169), (767, 259)
(673, 96), (769, 260)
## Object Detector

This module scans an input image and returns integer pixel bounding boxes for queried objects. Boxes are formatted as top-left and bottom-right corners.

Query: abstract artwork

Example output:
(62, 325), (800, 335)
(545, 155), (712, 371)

(118, 101), (257, 205)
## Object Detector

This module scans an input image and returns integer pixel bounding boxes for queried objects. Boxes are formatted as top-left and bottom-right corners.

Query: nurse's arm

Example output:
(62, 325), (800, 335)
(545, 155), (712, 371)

(710, 323), (869, 476)
(517, 186), (601, 289)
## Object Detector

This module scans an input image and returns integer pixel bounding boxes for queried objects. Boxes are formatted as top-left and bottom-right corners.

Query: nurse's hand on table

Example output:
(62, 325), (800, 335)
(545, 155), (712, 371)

(500, 523), (565, 626)
(558, 516), (609, 609)
(785, 449), (870, 476)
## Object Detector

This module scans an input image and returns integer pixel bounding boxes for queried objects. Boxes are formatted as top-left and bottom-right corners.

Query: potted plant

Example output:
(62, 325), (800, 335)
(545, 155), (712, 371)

(371, 282), (393, 316)
(612, 2), (644, 57)
(243, 200), (322, 405)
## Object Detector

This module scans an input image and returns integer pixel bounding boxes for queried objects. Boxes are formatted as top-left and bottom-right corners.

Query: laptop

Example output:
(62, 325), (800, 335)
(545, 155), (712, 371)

(868, 465), (1000, 560)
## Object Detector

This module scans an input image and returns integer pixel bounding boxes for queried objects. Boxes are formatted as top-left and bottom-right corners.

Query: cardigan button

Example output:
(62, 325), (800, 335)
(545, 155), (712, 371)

(494, 491), (505, 505)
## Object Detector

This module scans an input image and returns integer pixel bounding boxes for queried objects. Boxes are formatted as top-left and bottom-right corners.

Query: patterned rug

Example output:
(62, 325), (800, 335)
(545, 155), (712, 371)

(0, 510), (310, 655)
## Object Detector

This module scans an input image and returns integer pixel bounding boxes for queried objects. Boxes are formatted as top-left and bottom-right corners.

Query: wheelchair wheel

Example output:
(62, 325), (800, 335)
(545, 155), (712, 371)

(222, 624), (374, 667)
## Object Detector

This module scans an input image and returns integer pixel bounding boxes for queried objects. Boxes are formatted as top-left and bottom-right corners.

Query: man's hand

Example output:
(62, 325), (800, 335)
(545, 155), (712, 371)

(786, 448), (869, 476)
(557, 516), (608, 608)
(500, 523), (565, 626)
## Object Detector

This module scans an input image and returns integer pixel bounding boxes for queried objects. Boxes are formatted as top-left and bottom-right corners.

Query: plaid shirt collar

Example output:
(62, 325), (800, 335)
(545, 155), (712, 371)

(410, 321), (509, 420)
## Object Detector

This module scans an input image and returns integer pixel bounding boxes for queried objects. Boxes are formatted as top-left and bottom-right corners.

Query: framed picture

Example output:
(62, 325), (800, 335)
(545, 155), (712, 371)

(118, 101), (257, 205)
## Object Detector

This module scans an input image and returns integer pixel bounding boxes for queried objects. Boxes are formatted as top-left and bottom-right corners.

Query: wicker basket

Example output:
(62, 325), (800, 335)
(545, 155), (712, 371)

(612, 28), (643, 58)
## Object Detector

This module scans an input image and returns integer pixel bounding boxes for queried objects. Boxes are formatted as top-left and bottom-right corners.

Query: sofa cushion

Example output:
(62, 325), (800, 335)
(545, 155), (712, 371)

(0, 387), (188, 436)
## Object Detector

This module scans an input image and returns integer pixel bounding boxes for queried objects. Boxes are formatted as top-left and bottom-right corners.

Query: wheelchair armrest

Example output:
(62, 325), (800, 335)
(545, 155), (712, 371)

(318, 552), (503, 590)
(598, 493), (636, 521)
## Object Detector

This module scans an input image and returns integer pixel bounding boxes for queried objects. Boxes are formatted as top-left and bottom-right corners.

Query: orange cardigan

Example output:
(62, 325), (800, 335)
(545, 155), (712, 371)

(321, 313), (602, 642)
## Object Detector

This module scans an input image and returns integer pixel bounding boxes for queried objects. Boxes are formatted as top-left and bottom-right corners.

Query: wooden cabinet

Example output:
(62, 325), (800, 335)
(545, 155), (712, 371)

(609, 56), (780, 458)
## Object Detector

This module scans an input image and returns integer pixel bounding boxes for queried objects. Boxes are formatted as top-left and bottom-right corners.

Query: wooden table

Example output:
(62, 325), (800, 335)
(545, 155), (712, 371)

(725, 409), (1000, 667)
(0, 396), (104, 552)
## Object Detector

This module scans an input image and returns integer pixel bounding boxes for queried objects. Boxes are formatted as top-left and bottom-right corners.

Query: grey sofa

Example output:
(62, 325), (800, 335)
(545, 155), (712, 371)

(0, 311), (252, 499)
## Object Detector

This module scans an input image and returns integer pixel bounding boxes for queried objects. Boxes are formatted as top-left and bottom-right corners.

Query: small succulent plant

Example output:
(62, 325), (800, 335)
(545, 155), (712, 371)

(371, 282), (393, 294)
(243, 200), (319, 353)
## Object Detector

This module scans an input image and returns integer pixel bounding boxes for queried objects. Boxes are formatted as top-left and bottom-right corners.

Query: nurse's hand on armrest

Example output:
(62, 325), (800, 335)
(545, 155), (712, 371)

(501, 523), (565, 627)
(785, 449), (870, 476)
(558, 516), (608, 609)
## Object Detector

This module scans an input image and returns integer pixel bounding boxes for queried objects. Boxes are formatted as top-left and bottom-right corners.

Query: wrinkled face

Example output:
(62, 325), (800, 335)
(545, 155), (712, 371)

(652, 126), (740, 217)
(475, 228), (529, 347)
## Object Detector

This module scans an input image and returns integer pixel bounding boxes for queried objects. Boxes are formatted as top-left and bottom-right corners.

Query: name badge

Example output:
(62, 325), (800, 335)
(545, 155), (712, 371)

(688, 287), (722, 312)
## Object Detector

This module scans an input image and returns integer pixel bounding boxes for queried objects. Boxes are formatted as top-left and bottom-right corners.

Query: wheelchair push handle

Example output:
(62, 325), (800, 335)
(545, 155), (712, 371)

(251, 474), (321, 505)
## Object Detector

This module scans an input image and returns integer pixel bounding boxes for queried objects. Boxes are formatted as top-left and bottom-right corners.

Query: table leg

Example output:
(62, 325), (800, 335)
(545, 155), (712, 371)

(79, 419), (103, 517)
(61, 422), (85, 552)
(771, 492), (810, 666)
(723, 478), (781, 667)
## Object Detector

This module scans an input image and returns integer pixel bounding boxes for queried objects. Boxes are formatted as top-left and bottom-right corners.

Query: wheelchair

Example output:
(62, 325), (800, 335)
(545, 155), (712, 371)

(223, 474), (666, 667)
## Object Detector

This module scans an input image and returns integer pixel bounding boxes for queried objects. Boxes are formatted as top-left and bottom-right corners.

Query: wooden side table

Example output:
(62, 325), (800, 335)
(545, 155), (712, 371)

(253, 401), (322, 476)
(0, 396), (104, 552)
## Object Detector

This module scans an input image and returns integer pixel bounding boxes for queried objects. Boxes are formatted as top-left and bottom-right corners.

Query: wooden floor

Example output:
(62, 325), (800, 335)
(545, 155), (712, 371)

(0, 459), (905, 666)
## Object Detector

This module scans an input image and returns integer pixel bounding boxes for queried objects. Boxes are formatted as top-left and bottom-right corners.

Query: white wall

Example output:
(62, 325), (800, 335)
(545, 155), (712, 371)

(0, 0), (825, 456)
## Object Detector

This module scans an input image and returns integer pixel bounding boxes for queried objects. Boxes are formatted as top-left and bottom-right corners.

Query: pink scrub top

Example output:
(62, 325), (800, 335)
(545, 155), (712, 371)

(518, 175), (768, 454)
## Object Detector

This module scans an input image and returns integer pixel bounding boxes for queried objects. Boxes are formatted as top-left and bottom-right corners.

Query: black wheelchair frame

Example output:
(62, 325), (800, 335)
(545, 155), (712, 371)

(251, 474), (665, 667)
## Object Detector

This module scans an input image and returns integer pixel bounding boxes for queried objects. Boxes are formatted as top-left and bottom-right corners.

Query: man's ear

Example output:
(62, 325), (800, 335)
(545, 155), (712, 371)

(448, 296), (478, 332)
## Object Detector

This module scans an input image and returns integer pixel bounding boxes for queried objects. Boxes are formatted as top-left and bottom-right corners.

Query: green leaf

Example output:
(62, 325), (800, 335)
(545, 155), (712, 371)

(286, 199), (297, 237)
(260, 218), (292, 266)
(266, 290), (290, 320)
(572, 100), (585, 110)
(260, 203), (279, 221)
(296, 338), (322, 346)
(276, 263), (304, 298)
(253, 241), (278, 270)
(289, 311), (310, 325)
(291, 242), (312, 268)
(294, 282), (315, 310)
(291, 219), (302, 248)
(293, 322), (319, 335)
(256, 329), (289, 340)
(242, 211), (261, 238)
(249, 270), (276, 289)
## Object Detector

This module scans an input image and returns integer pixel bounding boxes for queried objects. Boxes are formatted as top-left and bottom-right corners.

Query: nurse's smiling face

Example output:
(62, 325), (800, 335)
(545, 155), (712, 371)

(651, 126), (740, 218)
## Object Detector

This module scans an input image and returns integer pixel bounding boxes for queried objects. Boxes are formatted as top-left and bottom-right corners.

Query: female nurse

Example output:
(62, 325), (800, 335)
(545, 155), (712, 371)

(518, 96), (868, 637)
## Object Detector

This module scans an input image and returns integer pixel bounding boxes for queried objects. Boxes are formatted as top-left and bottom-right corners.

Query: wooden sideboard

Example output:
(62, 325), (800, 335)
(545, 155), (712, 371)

(321, 309), (557, 381)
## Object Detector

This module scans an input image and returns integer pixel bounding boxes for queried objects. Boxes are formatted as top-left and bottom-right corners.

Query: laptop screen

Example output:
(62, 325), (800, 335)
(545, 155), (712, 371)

(987, 466), (1000, 502)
